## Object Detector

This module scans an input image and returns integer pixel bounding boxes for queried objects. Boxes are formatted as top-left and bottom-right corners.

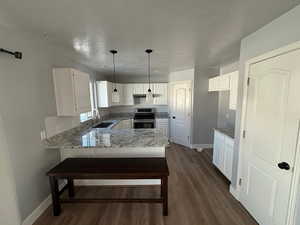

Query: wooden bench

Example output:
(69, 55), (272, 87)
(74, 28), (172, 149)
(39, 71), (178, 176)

(46, 158), (169, 216)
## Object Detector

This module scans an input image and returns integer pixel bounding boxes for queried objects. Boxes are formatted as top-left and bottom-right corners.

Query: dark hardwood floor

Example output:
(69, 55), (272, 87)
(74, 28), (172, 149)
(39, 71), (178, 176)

(34, 144), (257, 225)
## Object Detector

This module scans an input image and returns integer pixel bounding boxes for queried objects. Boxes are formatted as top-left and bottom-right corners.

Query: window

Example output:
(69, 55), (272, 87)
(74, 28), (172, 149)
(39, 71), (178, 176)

(80, 111), (93, 122)
(80, 80), (97, 122)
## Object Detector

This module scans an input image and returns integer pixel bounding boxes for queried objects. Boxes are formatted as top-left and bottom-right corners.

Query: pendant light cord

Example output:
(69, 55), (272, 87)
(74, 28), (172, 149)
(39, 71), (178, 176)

(148, 52), (151, 91)
(110, 49), (117, 92)
(113, 53), (116, 90)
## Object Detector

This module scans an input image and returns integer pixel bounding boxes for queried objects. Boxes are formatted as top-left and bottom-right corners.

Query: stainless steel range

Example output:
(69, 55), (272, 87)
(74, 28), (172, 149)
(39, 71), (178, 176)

(133, 108), (155, 129)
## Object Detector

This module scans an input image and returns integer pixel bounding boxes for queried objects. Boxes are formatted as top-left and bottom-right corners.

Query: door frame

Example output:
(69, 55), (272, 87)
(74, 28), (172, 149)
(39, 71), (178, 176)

(236, 40), (300, 225)
(168, 80), (194, 148)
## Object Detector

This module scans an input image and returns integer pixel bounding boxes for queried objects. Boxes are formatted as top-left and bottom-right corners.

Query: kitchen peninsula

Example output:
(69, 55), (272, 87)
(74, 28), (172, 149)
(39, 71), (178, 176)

(44, 118), (169, 185)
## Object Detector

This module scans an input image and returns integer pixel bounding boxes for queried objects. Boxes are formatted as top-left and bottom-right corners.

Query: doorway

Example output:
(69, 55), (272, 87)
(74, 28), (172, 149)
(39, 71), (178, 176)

(169, 80), (193, 147)
(240, 43), (300, 225)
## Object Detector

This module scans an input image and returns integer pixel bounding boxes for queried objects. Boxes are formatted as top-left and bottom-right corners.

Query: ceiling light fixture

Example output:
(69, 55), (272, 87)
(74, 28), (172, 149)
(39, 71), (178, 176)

(145, 49), (154, 104)
(110, 49), (120, 103)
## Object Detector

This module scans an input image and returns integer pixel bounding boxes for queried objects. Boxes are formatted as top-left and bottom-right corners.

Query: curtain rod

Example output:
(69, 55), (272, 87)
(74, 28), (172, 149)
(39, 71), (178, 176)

(0, 48), (22, 59)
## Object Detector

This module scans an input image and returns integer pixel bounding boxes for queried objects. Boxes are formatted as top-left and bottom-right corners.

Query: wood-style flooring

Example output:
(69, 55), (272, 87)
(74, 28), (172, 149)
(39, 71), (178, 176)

(34, 144), (258, 225)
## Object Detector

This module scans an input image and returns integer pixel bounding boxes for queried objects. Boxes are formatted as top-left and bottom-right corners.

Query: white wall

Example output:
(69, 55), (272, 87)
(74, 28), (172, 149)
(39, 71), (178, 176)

(0, 115), (21, 225)
(234, 4), (300, 223)
(0, 25), (100, 223)
(192, 67), (219, 145)
(169, 69), (194, 82)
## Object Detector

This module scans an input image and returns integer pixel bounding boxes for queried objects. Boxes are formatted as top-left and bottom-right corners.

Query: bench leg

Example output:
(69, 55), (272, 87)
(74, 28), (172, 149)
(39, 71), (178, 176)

(49, 177), (61, 216)
(68, 178), (75, 198)
(161, 176), (168, 216)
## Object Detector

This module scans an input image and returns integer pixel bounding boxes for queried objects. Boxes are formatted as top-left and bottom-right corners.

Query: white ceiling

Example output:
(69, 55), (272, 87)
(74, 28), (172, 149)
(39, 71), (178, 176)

(0, 0), (298, 76)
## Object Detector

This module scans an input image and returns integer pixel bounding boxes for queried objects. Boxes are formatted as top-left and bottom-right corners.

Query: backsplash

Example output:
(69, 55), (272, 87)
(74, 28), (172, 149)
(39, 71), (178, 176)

(108, 105), (169, 114)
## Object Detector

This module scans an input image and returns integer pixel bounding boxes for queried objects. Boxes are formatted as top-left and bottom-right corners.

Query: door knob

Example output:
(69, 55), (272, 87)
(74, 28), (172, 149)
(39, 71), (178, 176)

(278, 162), (290, 170)
(172, 116), (176, 119)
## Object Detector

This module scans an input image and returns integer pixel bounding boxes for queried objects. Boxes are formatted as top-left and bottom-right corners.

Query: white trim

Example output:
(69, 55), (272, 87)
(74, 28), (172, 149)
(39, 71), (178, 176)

(229, 184), (240, 201)
(286, 121), (300, 225)
(237, 40), (300, 225)
(22, 182), (66, 225)
(191, 144), (213, 152)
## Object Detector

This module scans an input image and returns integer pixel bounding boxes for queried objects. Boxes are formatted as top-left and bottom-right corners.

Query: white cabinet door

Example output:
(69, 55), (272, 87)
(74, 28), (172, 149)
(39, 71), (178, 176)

(213, 130), (234, 181)
(123, 84), (134, 105)
(153, 83), (168, 105)
(208, 74), (230, 92)
(212, 132), (219, 166)
(156, 118), (169, 137)
(97, 81), (111, 108)
(73, 70), (91, 113)
(53, 68), (91, 116)
(208, 76), (219, 91)
(224, 136), (234, 180)
(229, 72), (239, 110)
(133, 83), (144, 94)
(213, 130), (225, 170)
(218, 74), (230, 91)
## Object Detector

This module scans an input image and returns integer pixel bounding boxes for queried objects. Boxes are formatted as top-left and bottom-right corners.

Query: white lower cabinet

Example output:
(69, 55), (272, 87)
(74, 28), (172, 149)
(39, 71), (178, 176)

(155, 118), (169, 138)
(213, 130), (234, 181)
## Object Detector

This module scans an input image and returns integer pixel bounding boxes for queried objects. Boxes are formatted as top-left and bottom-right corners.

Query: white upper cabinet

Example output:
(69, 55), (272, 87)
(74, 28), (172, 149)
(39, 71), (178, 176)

(123, 83), (134, 105)
(229, 71), (239, 110)
(153, 83), (168, 105)
(218, 74), (230, 91)
(97, 82), (168, 107)
(53, 68), (91, 116)
(208, 76), (219, 91)
(133, 83), (145, 94)
(96, 81), (112, 108)
(208, 74), (230, 92)
(208, 71), (239, 110)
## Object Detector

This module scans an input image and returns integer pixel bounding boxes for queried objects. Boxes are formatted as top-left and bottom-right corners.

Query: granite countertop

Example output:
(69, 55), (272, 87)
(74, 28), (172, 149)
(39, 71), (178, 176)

(44, 118), (169, 149)
(214, 128), (235, 139)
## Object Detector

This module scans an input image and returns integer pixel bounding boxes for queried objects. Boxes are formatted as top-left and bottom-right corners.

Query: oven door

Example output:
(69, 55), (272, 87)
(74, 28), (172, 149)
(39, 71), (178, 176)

(133, 121), (155, 129)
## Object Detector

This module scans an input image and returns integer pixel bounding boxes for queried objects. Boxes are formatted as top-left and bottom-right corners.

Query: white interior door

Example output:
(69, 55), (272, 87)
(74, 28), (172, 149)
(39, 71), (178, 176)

(241, 49), (300, 225)
(169, 81), (192, 147)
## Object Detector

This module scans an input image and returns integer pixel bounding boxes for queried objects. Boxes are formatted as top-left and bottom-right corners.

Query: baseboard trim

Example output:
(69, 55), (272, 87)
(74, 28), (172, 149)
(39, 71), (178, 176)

(229, 184), (240, 201)
(191, 144), (213, 152)
(22, 182), (65, 225)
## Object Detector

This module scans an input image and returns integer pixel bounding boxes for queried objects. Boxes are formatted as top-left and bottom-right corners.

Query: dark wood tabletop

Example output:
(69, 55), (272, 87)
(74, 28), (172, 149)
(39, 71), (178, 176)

(47, 157), (169, 178)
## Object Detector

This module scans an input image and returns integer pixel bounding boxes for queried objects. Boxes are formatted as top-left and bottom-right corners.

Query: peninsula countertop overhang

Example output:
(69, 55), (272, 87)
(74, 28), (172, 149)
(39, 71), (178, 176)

(43, 119), (169, 149)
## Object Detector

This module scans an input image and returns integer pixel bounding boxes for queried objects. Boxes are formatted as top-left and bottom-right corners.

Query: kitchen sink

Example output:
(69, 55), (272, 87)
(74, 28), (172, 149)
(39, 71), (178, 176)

(93, 122), (113, 128)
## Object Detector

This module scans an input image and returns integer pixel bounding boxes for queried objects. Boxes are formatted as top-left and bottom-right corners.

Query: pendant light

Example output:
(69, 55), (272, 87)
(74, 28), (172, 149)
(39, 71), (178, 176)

(145, 49), (154, 104)
(110, 49), (120, 103)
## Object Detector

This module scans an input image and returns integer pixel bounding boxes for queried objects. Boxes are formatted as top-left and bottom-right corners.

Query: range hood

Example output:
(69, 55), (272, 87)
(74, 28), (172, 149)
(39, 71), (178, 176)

(133, 94), (161, 105)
